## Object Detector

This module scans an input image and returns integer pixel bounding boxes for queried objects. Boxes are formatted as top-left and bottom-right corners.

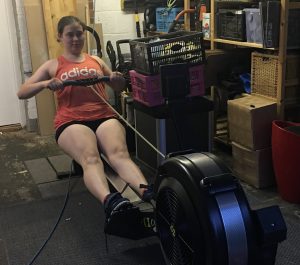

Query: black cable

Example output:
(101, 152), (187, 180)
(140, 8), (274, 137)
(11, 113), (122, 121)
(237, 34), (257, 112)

(26, 163), (73, 265)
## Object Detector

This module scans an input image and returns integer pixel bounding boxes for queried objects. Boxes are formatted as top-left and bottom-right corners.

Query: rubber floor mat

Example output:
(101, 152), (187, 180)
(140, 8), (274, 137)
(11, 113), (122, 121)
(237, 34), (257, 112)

(0, 239), (9, 265)
(0, 191), (164, 265)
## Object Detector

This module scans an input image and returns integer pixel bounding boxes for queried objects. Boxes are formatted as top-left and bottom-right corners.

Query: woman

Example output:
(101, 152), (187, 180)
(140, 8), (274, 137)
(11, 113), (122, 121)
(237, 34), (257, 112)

(18, 16), (152, 223)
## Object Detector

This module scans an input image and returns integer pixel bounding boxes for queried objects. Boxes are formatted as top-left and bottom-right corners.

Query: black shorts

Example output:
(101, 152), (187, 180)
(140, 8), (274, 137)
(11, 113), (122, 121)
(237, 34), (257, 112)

(55, 117), (117, 142)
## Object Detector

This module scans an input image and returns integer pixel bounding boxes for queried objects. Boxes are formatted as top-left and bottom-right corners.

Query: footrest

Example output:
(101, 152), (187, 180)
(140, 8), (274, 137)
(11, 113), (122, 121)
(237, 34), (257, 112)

(104, 205), (157, 240)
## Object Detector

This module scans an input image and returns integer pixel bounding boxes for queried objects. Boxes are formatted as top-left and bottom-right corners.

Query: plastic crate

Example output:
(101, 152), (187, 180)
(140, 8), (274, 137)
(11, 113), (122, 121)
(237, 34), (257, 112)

(156, 7), (184, 33)
(251, 52), (300, 99)
(288, 9), (300, 48)
(216, 9), (246, 41)
(130, 71), (163, 107)
(129, 64), (205, 107)
(259, 1), (280, 48)
(129, 31), (205, 75)
(189, 64), (205, 97)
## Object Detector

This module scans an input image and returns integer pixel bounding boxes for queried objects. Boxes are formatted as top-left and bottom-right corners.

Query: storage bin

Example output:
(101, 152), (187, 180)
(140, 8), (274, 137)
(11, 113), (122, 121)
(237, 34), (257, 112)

(129, 31), (205, 75)
(287, 9), (300, 48)
(251, 52), (300, 99)
(244, 8), (263, 44)
(239, 73), (251, 93)
(260, 2), (300, 48)
(272, 120), (300, 203)
(216, 9), (246, 41)
(156, 7), (183, 33)
(129, 64), (205, 107)
(259, 1), (280, 48)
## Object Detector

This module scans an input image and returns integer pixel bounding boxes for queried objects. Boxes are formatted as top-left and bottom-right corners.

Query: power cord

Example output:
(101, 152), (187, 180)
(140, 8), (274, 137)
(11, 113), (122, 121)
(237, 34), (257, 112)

(26, 162), (73, 265)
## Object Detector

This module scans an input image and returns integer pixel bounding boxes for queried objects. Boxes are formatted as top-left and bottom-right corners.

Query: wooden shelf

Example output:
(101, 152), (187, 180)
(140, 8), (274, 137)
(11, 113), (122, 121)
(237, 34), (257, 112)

(214, 136), (231, 147)
(289, 2), (300, 9)
(213, 38), (265, 49)
(205, 37), (278, 49)
(284, 100), (300, 107)
(184, 0), (299, 122)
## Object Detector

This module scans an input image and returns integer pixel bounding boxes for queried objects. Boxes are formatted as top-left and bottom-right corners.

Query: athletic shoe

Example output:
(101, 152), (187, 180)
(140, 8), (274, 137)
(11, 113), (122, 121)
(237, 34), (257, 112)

(104, 192), (133, 222)
(140, 184), (154, 202)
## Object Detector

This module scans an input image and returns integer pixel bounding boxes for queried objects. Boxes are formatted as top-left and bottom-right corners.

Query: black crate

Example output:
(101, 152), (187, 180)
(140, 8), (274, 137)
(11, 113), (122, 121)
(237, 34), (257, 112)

(260, 1), (280, 48)
(129, 31), (205, 75)
(217, 9), (246, 41)
(288, 9), (300, 48)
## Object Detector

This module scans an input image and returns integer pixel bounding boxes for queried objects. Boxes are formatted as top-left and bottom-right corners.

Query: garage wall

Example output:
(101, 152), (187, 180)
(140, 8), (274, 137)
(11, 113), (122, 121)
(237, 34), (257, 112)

(94, 0), (143, 59)
(0, 0), (26, 128)
(15, 0), (38, 131)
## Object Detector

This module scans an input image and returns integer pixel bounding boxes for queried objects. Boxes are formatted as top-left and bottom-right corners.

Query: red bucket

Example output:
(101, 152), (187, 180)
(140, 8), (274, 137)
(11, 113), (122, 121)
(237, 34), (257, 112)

(272, 120), (300, 203)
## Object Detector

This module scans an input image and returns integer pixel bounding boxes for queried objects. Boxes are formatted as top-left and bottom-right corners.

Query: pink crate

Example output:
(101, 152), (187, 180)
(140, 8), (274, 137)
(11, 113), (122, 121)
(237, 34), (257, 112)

(131, 86), (164, 107)
(130, 70), (164, 107)
(189, 64), (205, 97)
(130, 65), (205, 106)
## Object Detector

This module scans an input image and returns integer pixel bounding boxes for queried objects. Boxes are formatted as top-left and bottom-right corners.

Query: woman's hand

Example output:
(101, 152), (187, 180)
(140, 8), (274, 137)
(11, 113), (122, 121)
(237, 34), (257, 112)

(46, 78), (64, 91)
(108, 71), (126, 91)
(110, 71), (124, 82)
(93, 56), (126, 91)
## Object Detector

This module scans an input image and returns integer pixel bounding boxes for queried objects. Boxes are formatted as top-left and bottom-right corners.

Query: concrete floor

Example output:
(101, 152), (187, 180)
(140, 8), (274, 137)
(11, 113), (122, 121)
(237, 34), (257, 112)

(0, 129), (64, 207)
(0, 128), (299, 264)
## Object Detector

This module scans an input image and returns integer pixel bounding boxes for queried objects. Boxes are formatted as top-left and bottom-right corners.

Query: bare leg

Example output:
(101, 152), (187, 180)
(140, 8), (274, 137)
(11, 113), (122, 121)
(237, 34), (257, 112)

(96, 119), (148, 196)
(57, 124), (110, 203)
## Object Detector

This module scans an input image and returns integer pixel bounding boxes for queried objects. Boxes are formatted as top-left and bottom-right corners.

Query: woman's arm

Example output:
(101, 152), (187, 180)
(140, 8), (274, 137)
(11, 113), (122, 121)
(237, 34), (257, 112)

(17, 59), (62, 99)
(93, 56), (126, 92)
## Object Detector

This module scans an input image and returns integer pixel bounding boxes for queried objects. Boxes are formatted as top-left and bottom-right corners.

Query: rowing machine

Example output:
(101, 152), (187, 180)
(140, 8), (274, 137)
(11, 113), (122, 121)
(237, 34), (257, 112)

(62, 76), (287, 265)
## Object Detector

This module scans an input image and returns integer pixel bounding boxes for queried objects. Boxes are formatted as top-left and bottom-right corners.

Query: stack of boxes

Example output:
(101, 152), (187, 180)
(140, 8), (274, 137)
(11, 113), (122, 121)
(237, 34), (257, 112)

(129, 65), (205, 107)
(128, 31), (206, 107)
(228, 95), (277, 188)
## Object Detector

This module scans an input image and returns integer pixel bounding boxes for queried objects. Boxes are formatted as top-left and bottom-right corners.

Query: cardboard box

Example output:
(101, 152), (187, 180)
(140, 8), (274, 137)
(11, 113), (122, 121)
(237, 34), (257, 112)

(232, 142), (275, 188)
(228, 95), (277, 150)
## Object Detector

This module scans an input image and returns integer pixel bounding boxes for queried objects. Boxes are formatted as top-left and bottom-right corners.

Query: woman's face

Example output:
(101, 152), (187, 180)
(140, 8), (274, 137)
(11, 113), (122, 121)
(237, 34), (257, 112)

(58, 22), (85, 55)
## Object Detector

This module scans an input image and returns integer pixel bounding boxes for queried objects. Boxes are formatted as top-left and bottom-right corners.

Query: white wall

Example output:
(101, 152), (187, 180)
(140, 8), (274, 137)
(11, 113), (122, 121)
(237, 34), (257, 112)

(0, 0), (26, 127)
(15, 0), (31, 74)
(94, 0), (144, 59)
(15, 0), (38, 125)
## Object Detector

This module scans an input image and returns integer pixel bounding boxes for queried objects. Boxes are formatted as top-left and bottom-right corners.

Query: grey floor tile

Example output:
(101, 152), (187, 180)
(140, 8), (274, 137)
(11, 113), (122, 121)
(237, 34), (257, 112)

(24, 158), (57, 184)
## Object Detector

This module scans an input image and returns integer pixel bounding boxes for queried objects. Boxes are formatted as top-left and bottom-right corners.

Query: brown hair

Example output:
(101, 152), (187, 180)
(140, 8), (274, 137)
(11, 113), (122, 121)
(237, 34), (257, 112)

(57, 16), (86, 35)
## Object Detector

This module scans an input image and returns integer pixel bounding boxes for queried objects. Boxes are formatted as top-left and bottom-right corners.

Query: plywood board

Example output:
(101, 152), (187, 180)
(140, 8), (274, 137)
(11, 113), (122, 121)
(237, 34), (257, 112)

(77, 0), (88, 23)
(24, 0), (91, 135)
(24, 0), (56, 136)
(42, 0), (77, 59)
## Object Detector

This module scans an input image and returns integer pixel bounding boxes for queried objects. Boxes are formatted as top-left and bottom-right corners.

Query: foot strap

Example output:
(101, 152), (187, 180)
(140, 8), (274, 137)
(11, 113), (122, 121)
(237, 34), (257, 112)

(104, 206), (157, 240)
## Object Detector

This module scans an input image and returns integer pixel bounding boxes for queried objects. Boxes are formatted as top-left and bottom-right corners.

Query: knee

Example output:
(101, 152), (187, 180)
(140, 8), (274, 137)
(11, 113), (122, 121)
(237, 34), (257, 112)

(81, 151), (102, 169)
(107, 146), (129, 165)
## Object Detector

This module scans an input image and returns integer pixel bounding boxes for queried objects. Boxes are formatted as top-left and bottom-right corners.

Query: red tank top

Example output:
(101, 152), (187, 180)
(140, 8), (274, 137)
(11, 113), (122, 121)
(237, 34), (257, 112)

(54, 54), (116, 129)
